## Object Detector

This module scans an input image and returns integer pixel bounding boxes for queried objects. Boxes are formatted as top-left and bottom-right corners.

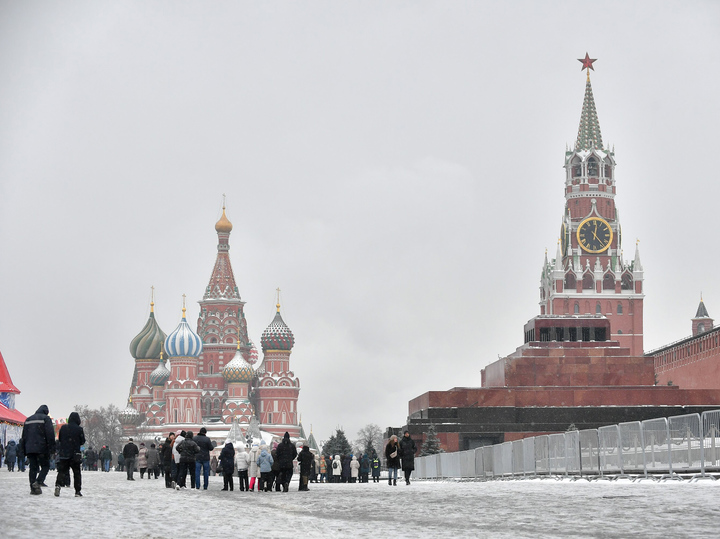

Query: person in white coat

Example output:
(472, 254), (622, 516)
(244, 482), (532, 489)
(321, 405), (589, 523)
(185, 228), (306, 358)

(331, 454), (342, 483)
(235, 445), (251, 492)
(171, 430), (185, 488)
(248, 443), (260, 492)
(350, 455), (360, 483)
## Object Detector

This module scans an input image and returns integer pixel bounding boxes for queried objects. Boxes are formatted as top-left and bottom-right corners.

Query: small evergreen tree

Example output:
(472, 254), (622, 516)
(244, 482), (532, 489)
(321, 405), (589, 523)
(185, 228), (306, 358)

(419, 423), (444, 456)
(322, 428), (353, 457)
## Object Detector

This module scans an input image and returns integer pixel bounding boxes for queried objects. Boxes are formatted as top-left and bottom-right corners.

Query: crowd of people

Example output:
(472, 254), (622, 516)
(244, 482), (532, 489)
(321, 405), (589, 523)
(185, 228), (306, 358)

(6, 404), (420, 497)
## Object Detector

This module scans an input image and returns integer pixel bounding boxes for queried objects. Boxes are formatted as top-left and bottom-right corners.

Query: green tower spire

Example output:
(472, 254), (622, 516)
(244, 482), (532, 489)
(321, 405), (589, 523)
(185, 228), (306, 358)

(575, 72), (604, 151)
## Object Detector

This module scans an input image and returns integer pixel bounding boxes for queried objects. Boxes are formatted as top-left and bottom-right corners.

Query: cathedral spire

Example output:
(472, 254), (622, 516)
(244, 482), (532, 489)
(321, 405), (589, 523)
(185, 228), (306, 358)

(575, 55), (603, 151)
(204, 203), (241, 300)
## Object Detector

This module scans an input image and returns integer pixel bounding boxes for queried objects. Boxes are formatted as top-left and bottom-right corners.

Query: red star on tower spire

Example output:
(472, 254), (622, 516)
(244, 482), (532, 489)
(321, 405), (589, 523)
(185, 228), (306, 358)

(578, 53), (597, 72)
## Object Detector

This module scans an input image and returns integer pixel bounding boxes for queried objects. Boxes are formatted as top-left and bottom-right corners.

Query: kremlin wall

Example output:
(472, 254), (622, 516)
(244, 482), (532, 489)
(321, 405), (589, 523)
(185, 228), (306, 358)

(402, 61), (720, 453)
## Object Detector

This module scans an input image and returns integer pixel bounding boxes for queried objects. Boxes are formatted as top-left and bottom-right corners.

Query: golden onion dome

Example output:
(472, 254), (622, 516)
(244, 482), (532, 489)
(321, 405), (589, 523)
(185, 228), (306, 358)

(215, 207), (233, 233)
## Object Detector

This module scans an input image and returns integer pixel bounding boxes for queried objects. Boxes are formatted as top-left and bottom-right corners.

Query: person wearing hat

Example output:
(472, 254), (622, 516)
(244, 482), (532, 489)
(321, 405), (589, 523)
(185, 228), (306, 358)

(122, 438), (139, 481)
(194, 427), (215, 490)
(20, 404), (56, 495)
(171, 430), (186, 487)
(399, 430), (417, 485)
(275, 432), (298, 492)
(137, 442), (148, 478)
(235, 444), (251, 491)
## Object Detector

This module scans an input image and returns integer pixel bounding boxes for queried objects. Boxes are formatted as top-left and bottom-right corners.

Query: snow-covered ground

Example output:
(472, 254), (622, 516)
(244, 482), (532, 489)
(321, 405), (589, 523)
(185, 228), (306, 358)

(1, 469), (719, 538)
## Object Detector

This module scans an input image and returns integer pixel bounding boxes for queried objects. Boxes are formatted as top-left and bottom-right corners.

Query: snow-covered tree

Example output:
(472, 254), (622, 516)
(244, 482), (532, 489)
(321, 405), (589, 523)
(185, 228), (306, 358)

(355, 423), (383, 457)
(322, 428), (353, 457)
(419, 423), (444, 456)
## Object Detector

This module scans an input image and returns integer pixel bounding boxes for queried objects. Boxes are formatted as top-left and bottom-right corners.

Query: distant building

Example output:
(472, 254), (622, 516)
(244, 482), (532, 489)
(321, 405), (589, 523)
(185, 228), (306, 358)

(404, 60), (720, 452)
(120, 207), (302, 445)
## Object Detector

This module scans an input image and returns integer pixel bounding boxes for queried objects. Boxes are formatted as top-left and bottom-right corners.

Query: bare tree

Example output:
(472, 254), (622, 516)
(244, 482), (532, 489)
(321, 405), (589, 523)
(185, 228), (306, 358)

(73, 404), (125, 460)
(355, 423), (383, 457)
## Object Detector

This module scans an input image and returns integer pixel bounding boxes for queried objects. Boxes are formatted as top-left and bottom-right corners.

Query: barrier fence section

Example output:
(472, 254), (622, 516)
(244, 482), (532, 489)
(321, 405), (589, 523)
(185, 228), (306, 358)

(412, 408), (720, 480)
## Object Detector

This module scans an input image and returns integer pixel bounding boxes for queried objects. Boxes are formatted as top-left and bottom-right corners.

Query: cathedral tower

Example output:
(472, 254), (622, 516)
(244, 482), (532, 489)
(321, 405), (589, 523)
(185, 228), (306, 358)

(196, 203), (252, 420)
(540, 55), (644, 356)
(128, 293), (166, 415)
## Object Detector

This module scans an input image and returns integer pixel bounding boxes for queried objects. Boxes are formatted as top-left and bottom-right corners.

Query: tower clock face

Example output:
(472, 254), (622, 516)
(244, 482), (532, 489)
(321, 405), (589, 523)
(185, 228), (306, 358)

(577, 217), (613, 253)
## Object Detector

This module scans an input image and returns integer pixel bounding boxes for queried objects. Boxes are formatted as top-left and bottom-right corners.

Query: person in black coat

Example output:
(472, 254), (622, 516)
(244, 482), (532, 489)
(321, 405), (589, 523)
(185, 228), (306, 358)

(341, 454), (352, 483)
(122, 438), (139, 481)
(54, 411), (85, 497)
(194, 427), (215, 490)
(175, 431), (200, 489)
(219, 442), (235, 491)
(297, 445), (314, 491)
(5, 440), (17, 472)
(21, 404), (56, 494)
(385, 435), (400, 486)
(161, 433), (175, 488)
(275, 432), (298, 492)
(399, 431), (417, 485)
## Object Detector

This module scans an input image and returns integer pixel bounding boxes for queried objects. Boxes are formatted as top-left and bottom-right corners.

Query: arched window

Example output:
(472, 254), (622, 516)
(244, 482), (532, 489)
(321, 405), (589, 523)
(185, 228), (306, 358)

(209, 363), (214, 375)
(588, 157), (598, 176)
(565, 272), (577, 290)
(621, 273), (633, 290)
(603, 272), (615, 290)
(571, 157), (582, 178)
(618, 330), (623, 334)
(596, 302), (601, 314)
(698, 323), (706, 334)
(574, 303), (580, 314)
(583, 273), (594, 290)
(617, 303), (623, 314)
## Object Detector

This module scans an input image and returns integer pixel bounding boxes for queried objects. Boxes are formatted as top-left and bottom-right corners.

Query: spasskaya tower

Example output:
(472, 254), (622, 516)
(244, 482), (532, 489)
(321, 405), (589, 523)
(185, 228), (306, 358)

(540, 54), (644, 356)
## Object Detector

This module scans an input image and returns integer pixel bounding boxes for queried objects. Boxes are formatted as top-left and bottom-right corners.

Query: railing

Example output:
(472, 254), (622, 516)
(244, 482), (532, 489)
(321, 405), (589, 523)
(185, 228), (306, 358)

(413, 410), (720, 481)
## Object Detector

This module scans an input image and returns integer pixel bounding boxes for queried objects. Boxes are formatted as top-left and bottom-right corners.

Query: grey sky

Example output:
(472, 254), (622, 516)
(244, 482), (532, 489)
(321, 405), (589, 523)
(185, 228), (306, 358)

(1, 1), (719, 445)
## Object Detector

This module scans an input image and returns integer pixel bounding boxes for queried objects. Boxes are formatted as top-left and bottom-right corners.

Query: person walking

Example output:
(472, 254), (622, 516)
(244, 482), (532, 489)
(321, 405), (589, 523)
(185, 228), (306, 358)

(235, 444), (251, 491)
(275, 432), (298, 492)
(194, 427), (214, 490)
(399, 431), (417, 485)
(137, 442), (148, 478)
(360, 453), (370, 483)
(256, 444), (274, 492)
(146, 443), (160, 479)
(122, 438), (139, 481)
(270, 445), (282, 491)
(319, 455), (327, 483)
(385, 435), (400, 486)
(54, 411), (85, 497)
(5, 440), (17, 472)
(171, 430), (185, 487)
(350, 455), (360, 483)
(176, 431), (200, 489)
(20, 404), (56, 495)
(219, 442), (235, 491)
(331, 454), (342, 483)
(297, 445), (314, 491)
(247, 442), (260, 491)
(161, 433), (175, 488)
(117, 452), (125, 472)
(100, 446), (112, 472)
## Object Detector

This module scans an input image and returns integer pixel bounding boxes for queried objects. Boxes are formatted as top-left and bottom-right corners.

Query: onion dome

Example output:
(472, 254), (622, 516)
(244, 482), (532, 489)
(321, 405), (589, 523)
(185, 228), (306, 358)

(149, 356), (170, 386)
(164, 304), (203, 358)
(222, 344), (255, 384)
(261, 303), (295, 352)
(118, 399), (142, 426)
(129, 302), (166, 360)
(215, 206), (233, 233)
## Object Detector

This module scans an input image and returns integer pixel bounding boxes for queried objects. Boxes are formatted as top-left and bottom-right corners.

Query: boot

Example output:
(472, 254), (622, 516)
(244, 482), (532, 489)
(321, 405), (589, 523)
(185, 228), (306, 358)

(393, 479), (397, 486)
(388, 478), (392, 485)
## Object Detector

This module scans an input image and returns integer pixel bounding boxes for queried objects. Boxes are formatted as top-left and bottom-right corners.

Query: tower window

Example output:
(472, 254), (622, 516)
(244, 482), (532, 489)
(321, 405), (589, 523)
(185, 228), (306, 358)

(588, 157), (598, 176)
(595, 302), (601, 314)
(617, 303), (623, 314)
(574, 303), (579, 314)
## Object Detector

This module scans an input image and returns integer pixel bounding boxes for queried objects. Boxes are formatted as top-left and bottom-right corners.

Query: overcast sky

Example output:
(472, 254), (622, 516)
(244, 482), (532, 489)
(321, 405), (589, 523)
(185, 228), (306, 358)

(1, 1), (719, 445)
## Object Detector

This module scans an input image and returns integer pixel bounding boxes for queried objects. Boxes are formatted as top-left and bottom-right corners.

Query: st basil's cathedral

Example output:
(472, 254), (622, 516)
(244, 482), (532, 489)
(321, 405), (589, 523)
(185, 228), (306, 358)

(118, 207), (303, 445)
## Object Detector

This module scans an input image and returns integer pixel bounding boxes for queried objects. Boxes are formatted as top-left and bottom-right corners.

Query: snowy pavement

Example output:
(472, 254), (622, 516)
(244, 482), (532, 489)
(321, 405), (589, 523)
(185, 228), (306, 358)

(1, 469), (719, 538)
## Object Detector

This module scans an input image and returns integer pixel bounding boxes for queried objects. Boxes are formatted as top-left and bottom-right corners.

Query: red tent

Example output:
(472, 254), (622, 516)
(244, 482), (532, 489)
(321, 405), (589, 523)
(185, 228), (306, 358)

(0, 349), (20, 394)
(0, 402), (26, 424)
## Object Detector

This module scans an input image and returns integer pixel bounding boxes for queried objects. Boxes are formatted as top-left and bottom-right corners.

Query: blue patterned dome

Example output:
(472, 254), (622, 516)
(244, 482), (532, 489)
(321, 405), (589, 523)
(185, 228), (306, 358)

(149, 358), (170, 386)
(164, 307), (203, 358)
(222, 348), (255, 383)
(261, 307), (294, 352)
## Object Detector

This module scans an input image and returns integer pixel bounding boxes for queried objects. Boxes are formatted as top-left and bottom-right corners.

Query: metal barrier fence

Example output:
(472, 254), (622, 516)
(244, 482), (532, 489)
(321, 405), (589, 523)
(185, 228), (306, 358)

(413, 410), (720, 480)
